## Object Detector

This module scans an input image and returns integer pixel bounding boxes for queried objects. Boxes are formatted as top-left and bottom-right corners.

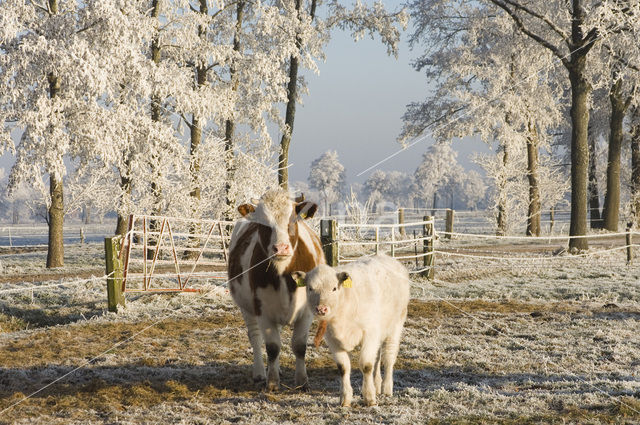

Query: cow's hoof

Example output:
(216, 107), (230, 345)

(298, 382), (310, 392)
(253, 376), (266, 385)
(266, 381), (280, 392)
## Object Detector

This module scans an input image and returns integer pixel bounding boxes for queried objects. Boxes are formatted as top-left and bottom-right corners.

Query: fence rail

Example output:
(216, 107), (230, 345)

(102, 210), (640, 312)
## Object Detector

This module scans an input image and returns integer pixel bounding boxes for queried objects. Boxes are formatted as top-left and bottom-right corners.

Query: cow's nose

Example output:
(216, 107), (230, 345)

(273, 243), (292, 256)
(316, 305), (328, 316)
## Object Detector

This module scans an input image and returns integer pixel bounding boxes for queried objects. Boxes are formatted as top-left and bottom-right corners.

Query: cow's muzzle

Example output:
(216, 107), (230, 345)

(272, 243), (293, 258)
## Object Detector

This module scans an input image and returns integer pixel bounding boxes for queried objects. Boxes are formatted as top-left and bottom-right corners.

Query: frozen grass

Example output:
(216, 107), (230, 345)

(0, 242), (639, 423)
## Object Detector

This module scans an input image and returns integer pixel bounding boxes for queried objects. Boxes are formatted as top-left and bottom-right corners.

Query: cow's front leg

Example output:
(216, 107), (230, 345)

(359, 336), (380, 406)
(259, 318), (281, 392)
(240, 308), (265, 383)
(291, 310), (312, 390)
(332, 350), (352, 407)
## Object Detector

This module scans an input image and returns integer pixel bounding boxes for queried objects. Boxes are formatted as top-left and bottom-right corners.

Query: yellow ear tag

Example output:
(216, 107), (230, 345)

(299, 211), (307, 219)
(296, 277), (306, 287)
(342, 277), (352, 288)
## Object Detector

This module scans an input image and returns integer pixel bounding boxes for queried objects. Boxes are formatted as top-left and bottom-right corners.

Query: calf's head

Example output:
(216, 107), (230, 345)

(237, 189), (317, 272)
(292, 265), (351, 318)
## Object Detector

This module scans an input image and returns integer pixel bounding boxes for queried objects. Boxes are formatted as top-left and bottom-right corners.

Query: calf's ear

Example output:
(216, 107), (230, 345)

(237, 204), (255, 217)
(291, 271), (307, 287)
(295, 201), (318, 219)
(336, 272), (352, 288)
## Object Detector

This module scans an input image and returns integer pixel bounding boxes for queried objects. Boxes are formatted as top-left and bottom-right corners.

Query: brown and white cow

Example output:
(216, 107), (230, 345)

(228, 189), (324, 391)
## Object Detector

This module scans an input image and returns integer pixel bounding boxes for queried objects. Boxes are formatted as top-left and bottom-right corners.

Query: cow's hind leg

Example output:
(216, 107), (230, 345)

(291, 310), (312, 390)
(259, 318), (282, 392)
(240, 308), (266, 383)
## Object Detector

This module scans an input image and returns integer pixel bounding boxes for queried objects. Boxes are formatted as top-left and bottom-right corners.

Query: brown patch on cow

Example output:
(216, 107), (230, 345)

(237, 204), (255, 217)
(284, 230), (317, 275)
(228, 223), (259, 286)
(314, 320), (327, 348)
(295, 201), (318, 218)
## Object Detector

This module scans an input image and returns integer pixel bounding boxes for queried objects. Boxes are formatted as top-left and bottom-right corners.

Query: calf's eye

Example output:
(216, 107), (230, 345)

(332, 287), (337, 292)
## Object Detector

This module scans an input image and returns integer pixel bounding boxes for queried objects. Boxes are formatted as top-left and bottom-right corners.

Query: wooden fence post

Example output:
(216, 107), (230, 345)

(445, 209), (454, 239)
(626, 227), (633, 265)
(321, 219), (338, 267)
(423, 215), (435, 279)
(398, 208), (406, 237)
(390, 227), (395, 257)
(375, 227), (380, 255)
(549, 207), (555, 233)
(105, 236), (125, 312)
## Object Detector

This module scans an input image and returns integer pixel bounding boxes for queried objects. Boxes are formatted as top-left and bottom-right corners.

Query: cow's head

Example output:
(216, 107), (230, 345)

(238, 189), (318, 272)
(292, 265), (350, 318)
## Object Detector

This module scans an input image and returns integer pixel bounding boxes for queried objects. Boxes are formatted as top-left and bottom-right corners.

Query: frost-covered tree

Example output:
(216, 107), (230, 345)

(0, 0), (157, 266)
(413, 142), (460, 212)
(362, 170), (412, 210)
(308, 150), (346, 214)
(404, 0), (639, 247)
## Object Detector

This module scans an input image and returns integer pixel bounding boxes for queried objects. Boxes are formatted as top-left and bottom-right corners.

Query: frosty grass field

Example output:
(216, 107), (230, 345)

(0, 241), (639, 424)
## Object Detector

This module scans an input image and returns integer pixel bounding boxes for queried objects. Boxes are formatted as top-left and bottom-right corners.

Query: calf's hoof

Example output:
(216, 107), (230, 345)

(363, 396), (377, 407)
(340, 398), (351, 408)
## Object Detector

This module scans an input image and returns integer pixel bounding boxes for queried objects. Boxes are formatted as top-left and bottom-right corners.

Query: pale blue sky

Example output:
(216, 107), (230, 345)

(288, 27), (492, 186)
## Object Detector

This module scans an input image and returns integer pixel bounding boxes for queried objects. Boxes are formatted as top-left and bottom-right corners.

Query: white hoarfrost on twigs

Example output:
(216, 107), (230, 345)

(0, 0), (409, 224)
(0, 242), (638, 423)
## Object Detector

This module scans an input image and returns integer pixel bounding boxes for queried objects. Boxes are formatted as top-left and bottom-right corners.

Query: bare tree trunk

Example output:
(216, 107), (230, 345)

(602, 78), (630, 231)
(147, 0), (162, 259)
(631, 106), (640, 228)
(588, 125), (602, 228)
(47, 175), (64, 268)
(278, 0), (317, 190)
(46, 0), (64, 268)
(567, 58), (590, 251)
(224, 1), (244, 218)
(526, 120), (541, 236)
(496, 142), (508, 236)
(115, 159), (132, 237)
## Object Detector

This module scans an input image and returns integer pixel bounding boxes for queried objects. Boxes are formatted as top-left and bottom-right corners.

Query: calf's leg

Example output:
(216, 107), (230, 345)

(374, 347), (382, 395)
(258, 318), (282, 392)
(359, 336), (380, 406)
(382, 322), (403, 396)
(240, 308), (265, 382)
(291, 311), (312, 390)
(332, 350), (352, 407)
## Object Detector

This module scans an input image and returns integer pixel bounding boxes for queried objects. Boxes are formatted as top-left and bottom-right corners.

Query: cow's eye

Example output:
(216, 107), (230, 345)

(332, 287), (337, 292)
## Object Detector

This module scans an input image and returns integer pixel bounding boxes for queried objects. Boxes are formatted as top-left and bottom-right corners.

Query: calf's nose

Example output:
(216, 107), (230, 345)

(316, 305), (329, 316)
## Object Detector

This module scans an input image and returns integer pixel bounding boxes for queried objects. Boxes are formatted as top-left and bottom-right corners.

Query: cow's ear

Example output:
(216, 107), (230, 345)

(291, 271), (307, 287)
(337, 272), (352, 288)
(238, 204), (255, 217)
(295, 201), (318, 219)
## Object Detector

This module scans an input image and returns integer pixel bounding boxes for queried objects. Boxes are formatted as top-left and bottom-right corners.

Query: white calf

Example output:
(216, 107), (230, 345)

(292, 254), (410, 406)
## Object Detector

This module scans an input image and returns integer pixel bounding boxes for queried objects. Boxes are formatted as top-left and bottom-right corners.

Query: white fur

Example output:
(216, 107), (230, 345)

(303, 254), (410, 407)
